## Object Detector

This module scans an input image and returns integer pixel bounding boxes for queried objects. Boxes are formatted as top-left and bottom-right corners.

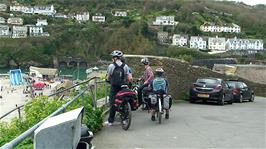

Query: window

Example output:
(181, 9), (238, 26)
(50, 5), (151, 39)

(242, 83), (248, 88)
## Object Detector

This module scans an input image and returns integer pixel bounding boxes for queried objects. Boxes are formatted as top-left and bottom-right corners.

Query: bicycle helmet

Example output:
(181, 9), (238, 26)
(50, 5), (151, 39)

(110, 50), (123, 57)
(155, 67), (164, 76)
(141, 57), (149, 65)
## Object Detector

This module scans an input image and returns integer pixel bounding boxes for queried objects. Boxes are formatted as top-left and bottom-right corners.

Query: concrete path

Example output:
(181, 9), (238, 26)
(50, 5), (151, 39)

(93, 97), (266, 149)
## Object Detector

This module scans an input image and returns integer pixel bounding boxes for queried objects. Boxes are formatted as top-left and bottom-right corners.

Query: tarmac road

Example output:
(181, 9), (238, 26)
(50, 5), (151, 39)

(93, 97), (266, 149)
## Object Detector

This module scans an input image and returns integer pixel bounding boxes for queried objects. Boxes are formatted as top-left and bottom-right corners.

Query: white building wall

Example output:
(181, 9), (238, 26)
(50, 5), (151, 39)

(0, 25), (9, 36)
(92, 16), (105, 22)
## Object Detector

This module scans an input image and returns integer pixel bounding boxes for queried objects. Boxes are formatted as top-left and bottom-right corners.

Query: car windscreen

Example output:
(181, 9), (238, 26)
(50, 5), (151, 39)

(227, 81), (243, 88)
(196, 79), (220, 84)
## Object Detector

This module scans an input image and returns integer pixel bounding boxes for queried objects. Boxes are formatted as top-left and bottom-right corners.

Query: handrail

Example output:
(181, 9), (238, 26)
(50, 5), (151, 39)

(0, 77), (98, 149)
(1, 88), (88, 149)
(48, 76), (99, 97)
(0, 105), (24, 120)
(0, 77), (99, 120)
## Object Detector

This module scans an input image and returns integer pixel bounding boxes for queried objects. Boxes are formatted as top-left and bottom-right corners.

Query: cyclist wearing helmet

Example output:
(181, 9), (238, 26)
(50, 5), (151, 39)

(105, 50), (133, 126)
(138, 57), (154, 108)
(150, 67), (169, 121)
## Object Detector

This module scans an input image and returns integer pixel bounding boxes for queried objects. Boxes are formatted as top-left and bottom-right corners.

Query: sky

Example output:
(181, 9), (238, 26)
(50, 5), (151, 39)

(228, 0), (266, 5)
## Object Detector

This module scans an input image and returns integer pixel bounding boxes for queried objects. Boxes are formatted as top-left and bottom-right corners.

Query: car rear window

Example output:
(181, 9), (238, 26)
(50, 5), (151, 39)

(196, 79), (220, 84)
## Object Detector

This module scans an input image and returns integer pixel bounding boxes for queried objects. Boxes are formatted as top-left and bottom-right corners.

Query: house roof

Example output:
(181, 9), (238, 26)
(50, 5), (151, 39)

(227, 38), (263, 44)
(208, 37), (225, 43)
(0, 25), (9, 29)
(155, 16), (175, 21)
(30, 66), (58, 76)
(173, 34), (188, 39)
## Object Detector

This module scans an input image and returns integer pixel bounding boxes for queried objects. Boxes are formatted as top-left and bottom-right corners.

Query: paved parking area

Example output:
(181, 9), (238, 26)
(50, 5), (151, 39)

(94, 97), (266, 149)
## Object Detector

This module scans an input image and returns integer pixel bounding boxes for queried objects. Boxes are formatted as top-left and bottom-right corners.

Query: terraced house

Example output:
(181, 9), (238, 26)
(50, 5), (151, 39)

(113, 11), (127, 17)
(189, 36), (207, 50)
(33, 5), (56, 15)
(226, 37), (264, 51)
(36, 19), (48, 26)
(208, 36), (226, 51)
(75, 12), (90, 23)
(0, 25), (10, 37)
(7, 17), (23, 25)
(0, 17), (5, 24)
(92, 15), (105, 22)
(172, 34), (189, 47)
(200, 22), (241, 33)
(12, 26), (27, 38)
(0, 3), (7, 11)
(26, 25), (43, 37)
(153, 16), (178, 26)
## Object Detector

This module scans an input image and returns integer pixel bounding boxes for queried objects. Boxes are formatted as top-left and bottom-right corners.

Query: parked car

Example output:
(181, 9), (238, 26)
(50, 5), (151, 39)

(226, 80), (254, 103)
(189, 77), (233, 105)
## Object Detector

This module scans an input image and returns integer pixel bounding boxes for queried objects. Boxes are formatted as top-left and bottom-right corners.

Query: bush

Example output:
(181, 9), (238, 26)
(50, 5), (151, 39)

(0, 89), (104, 147)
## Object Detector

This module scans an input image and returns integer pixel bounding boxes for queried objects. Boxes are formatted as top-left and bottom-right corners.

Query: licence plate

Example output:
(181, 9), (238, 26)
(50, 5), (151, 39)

(197, 94), (209, 98)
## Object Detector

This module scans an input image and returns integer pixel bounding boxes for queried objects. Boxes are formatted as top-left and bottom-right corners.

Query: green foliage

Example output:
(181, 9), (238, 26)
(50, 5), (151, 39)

(179, 92), (189, 101)
(0, 88), (105, 147)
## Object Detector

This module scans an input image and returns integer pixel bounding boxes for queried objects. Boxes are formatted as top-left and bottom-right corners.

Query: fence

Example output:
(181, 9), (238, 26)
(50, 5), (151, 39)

(0, 77), (110, 149)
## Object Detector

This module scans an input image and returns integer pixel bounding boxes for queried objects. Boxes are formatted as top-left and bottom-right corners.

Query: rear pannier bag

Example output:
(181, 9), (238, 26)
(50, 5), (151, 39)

(163, 95), (172, 109)
(115, 88), (138, 110)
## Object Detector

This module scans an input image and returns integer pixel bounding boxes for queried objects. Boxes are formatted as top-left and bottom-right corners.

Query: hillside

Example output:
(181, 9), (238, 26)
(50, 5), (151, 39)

(0, 0), (265, 67)
(126, 56), (266, 99)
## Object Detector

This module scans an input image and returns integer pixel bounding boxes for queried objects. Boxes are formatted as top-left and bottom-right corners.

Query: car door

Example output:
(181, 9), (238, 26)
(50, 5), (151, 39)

(242, 83), (251, 99)
(222, 81), (232, 101)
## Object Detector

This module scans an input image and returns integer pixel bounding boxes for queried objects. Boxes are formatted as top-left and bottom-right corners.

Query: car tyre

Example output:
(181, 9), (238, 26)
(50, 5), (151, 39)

(239, 95), (243, 103)
(189, 97), (195, 103)
(218, 94), (225, 106)
(228, 98), (233, 104)
(249, 94), (255, 102)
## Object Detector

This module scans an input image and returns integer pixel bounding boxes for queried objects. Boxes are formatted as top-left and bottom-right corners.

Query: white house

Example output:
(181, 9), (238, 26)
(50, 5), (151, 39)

(200, 22), (241, 33)
(33, 5), (56, 16)
(0, 17), (5, 24)
(92, 15), (105, 22)
(153, 16), (178, 26)
(208, 36), (226, 51)
(157, 32), (169, 44)
(0, 3), (7, 11)
(54, 13), (68, 18)
(12, 26), (27, 38)
(10, 5), (25, 12)
(36, 19), (48, 26)
(26, 25), (44, 36)
(7, 17), (23, 25)
(113, 11), (127, 17)
(226, 37), (264, 51)
(172, 34), (189, 47)
(0, 25), (10, 37)
(75, 12), (90, 22)
(190, 36), (207, 50)
(22, 6), (34, 14)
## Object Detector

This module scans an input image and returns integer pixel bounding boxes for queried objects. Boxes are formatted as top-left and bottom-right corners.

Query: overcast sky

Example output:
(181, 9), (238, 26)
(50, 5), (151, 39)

(227, 0), (266, 5)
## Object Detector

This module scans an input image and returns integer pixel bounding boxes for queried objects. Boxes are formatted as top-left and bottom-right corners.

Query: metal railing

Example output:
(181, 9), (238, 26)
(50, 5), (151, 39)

(0, 77), (109, 121)
(0, 77), (110, 149)
(0, 104), (24, 120)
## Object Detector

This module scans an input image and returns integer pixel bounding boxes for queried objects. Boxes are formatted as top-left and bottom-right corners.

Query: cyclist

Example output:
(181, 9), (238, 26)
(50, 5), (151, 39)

(138, 57), (154, 108)
(150, 67), (169, 121)
(105, 50), (133, 126)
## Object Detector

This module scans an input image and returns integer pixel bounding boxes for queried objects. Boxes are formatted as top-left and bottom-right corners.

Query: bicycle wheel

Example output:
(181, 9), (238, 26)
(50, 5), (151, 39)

(158, 97), (162, 124)
(121, 102), (132, 130)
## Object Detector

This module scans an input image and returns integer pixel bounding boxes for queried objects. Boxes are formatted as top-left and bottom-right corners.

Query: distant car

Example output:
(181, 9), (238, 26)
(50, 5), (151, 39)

(189, 77), (233, 105)
(226, 80), (254, 103)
